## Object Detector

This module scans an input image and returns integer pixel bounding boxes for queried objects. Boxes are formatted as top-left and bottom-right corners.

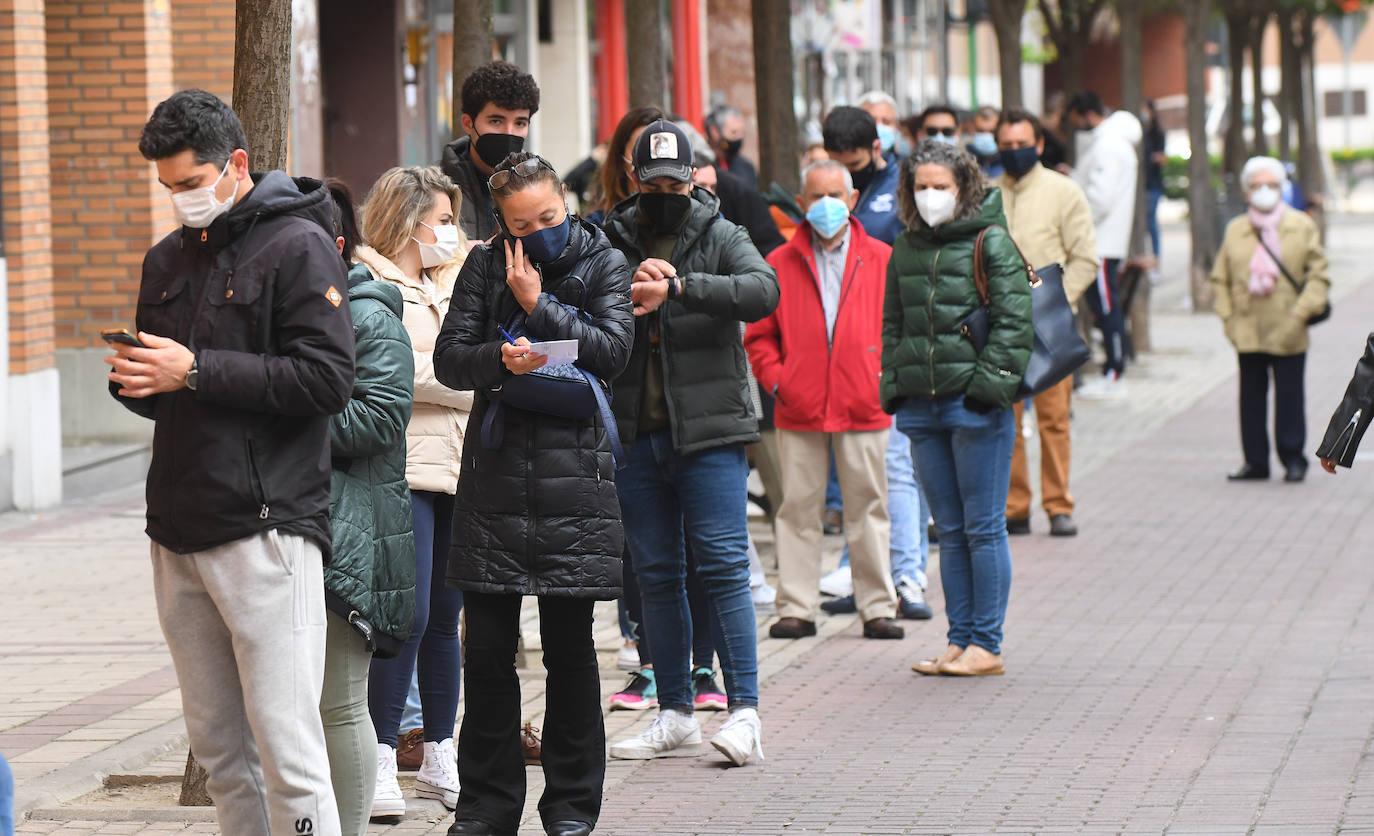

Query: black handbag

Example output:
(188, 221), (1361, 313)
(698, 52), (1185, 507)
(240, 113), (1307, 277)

(480, 271), (626, 469)
(960, 226), (1091, 398)
(1252, 226), (1331, 325)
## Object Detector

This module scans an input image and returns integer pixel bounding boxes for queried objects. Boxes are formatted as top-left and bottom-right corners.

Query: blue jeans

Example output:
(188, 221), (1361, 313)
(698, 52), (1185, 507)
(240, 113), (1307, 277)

(368, 490), (464, 745)
(825, 453), (842, 512)
(0, 751), (12, 836)
(896, 396), (1014, 654)
(618, 431), (758, 710)
(839, 417), (929, 588)
(1146, 187), (1163, 258)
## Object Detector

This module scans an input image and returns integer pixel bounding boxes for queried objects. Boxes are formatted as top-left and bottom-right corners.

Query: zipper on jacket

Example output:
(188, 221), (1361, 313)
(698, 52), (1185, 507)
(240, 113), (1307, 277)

(927, 249), (941, 395)
(1337, 409), (1363, 461)
(246, 438), (270, 520)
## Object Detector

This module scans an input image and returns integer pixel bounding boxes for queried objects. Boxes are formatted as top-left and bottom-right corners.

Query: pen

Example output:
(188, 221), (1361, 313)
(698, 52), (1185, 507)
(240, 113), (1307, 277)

(499, 326), (518, 344)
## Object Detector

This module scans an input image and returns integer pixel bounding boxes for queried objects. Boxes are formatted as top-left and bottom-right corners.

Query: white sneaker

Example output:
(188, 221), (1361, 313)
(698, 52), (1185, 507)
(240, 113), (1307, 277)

(710, 706), (764, 766)
(1075, 375), (1127, 402)
(616, 640), (641, 672)
(608, 709), (701, 759)
(751, 582), (777, 612)
(414, 738), (460, 810)
(818, 565), (853, 598)
(370, 743), (406, 819)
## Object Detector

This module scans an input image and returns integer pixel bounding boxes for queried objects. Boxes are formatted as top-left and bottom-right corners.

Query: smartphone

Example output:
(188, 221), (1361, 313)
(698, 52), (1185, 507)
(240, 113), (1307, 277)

(100, 328), (146, 348)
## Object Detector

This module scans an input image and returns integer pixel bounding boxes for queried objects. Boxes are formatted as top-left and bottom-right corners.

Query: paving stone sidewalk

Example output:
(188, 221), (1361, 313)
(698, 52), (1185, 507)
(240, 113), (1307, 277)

(8, 217), (1374, 834)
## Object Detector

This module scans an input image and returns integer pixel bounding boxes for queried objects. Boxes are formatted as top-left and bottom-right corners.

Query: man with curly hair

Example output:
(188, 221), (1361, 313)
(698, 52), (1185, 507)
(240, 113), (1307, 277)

(440, 61), (540, 241)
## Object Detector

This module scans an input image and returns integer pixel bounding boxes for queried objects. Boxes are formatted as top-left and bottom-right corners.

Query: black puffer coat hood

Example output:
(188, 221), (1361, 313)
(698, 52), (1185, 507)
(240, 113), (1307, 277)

(432, 218), (634, 598)
(439, 136), (499, 242)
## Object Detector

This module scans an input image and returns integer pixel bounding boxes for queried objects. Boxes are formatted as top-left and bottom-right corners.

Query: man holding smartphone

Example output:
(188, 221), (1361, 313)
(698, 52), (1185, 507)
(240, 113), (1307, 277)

(106, 89), (354, 835)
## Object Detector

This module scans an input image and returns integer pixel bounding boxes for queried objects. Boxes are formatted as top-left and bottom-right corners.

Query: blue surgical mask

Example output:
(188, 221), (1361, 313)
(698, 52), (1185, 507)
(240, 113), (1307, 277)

(876, 124), (896, 153)
(895, 133), (914, 157)
(930, 133), (958, 147)
(516, 213), (571, 264)
(805, 195), (850, 240)
(969, 132), (997, 157)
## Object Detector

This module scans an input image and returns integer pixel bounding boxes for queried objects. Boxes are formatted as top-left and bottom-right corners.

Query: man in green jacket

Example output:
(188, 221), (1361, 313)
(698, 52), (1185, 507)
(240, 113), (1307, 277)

(603, 120), (778, 767)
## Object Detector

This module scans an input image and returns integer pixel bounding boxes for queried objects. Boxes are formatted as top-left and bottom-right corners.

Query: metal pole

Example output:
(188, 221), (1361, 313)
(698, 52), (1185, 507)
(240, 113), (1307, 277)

(938, 0), (949, 101)
(968, 18), (977, 108)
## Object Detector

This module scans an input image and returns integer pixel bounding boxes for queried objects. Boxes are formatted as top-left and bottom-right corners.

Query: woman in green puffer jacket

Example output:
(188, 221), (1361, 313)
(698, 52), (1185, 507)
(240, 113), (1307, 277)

(881, 140), (1032, 678)
(321, 181), (417, 836)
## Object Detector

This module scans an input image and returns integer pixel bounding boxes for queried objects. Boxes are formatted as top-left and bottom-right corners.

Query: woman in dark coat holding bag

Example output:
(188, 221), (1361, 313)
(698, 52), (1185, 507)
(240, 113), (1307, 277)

(432, 151), (633, 836)
(881, 140), (1033, 678)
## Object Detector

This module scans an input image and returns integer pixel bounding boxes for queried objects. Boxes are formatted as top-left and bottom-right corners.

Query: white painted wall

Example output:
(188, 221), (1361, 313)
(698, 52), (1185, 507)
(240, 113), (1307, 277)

(529, 0), (592, 180)
(8, 367), (62, 510)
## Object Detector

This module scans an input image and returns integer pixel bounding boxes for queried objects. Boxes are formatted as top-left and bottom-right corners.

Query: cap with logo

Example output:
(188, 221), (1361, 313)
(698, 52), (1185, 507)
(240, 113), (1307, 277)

(633, 119), (694, 183)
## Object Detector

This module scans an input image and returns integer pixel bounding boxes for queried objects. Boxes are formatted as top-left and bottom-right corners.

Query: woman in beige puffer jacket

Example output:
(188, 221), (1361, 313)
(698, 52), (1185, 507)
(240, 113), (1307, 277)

(354, 166), (471, 817)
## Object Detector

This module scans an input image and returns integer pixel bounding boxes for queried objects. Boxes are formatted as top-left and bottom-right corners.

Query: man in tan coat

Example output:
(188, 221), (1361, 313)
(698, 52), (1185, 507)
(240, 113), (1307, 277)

(994, 109), (1099, 537)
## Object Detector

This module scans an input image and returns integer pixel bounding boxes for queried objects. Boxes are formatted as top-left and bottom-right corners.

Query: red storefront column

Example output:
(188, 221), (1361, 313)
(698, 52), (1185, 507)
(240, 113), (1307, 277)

(596, 0), (629, 142)
(671, 0), (704, 129)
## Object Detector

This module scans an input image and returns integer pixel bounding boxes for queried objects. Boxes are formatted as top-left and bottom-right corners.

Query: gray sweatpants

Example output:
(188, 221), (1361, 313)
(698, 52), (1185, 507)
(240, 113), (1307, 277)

(151, 529), (341, 836)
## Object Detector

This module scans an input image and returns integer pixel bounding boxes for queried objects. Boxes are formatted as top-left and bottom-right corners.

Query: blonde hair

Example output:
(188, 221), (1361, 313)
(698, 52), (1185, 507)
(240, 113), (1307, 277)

(360, 166), (465, 262)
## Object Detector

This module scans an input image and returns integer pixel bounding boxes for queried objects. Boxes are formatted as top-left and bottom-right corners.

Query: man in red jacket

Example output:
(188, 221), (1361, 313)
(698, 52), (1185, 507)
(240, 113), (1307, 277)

(745, 159), (902, 641)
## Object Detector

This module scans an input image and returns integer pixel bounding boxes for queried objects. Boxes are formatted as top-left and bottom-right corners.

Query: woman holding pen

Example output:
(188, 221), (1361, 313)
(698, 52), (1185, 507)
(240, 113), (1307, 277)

(433, 151), (633, 836)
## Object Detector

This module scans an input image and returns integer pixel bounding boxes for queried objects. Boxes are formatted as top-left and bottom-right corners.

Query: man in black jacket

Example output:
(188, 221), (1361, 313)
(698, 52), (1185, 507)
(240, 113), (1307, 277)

(106, 90), (354, 835)
(603, 120), (778, 768)
(439, 60), (540, 242)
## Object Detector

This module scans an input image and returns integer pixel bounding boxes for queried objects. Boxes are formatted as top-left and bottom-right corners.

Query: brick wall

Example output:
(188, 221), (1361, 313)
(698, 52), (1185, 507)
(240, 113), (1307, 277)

(46, 0), (175, 350)
(171, 0), (232, 99)
(0, 0), (56, 375)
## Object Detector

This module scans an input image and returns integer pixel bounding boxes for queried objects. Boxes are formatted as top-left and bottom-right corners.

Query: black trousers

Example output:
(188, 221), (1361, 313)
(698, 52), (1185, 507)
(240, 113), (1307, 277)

(1238, 352), (1307, 471)
(1083, 257), (1127, 377)
(456, 591), (604, 831)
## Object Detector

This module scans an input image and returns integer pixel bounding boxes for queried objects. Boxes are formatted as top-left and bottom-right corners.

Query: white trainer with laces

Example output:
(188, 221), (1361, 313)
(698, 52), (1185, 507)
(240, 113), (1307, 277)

(414, 737), (460, 809)
(370, 743), (406, 819)
(818, 565), (853, 598)
(608, 708), (701, 759)
(616, 640), (641, 672)
(711, 706), (764, 766)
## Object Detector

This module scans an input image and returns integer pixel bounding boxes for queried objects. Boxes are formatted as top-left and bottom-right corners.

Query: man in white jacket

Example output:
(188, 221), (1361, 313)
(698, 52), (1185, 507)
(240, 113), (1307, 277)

(1067, 91), (1142, 400)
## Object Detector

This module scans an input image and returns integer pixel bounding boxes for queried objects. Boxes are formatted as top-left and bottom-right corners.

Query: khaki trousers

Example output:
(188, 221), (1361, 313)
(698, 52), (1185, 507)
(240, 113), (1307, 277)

(1007, 375), (1075, 519)
(775, 428), (897, 622)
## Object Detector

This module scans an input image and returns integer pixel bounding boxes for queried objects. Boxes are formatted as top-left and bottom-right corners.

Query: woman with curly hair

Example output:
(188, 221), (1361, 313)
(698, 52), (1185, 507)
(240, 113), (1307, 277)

(881, 140), (1033, 677)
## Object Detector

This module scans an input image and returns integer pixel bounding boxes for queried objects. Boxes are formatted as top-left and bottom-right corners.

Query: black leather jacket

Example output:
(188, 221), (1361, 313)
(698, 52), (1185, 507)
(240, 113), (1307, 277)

(1317, 332), (1374, 467)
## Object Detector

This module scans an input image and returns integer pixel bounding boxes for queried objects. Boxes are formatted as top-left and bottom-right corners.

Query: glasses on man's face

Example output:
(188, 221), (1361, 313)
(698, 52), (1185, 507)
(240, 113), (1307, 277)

(487, 157), (554, 191)
(924, 126), (958, 138)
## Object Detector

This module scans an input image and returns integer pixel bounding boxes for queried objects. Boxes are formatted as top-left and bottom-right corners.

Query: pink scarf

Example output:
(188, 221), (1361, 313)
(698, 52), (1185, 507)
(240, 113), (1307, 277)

(1246, 205), (1283, 297)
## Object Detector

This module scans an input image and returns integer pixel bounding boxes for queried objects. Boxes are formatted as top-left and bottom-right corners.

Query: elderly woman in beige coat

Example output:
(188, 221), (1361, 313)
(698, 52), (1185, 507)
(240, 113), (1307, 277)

(1212, 156), (1330, 483)
(354, 166), (471, 819)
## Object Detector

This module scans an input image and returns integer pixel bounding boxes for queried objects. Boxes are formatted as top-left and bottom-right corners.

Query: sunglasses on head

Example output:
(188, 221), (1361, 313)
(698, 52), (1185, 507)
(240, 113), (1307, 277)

(924, 127), (958, 137)
(487, 157), (555, 191)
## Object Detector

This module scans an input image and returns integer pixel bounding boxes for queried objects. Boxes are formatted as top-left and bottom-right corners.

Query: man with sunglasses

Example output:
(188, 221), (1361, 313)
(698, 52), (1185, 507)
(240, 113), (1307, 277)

(440, 61), (540, 242)
(916, 104), (962, 147)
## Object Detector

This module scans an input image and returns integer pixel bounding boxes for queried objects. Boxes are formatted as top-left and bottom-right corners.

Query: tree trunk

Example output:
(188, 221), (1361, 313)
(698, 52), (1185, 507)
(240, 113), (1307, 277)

(1249, 12), (1269, 157)
(178, 751), (212, 807)
(751, 0), (799, 193)
(1185, 0), (1217, 312)
(988, 0), (1024, 111)
(1059, 43), (1085, 100)
(1296, 9), (1325, 237)
(1278, 7), (1297, 161)
(452, 0), (494, 126)
(626, 0), (667, 108)
(232, 0), (292, 170)
(1119, 0), (1149, 350)
(1222, 10), (1248, 184)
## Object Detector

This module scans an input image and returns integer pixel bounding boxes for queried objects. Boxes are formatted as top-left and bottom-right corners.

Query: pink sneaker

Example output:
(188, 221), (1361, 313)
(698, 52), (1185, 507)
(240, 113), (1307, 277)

(608, 669), (657, 711)
(692, 667), (727, 711)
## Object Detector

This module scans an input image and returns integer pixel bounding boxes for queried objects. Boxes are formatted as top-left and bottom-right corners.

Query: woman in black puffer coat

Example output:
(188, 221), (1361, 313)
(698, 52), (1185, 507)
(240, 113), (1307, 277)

(432, 152), (633, 836)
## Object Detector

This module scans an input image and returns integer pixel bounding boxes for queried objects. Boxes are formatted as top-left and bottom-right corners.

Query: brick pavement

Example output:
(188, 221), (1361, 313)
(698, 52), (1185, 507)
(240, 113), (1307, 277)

(9, 217), (1374, 834)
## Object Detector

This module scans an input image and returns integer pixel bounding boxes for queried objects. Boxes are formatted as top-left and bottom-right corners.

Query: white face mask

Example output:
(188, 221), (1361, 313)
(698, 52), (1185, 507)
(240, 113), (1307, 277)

(915, 188), (958, 227)
(1249, 184), (1281, 213)
(170, 158), (236, 229)
(414, 221), (461, 268)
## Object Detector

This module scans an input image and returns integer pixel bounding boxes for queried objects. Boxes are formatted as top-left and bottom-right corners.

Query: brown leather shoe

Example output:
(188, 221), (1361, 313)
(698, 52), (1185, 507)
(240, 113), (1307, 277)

(939, 644), (1004, 676)
(396, 727), (424, 771)
(911, 644), (964, 675)
(522, 722), (541, 765)
(862, 617), (905, 639)
(768, 617), (817, 639)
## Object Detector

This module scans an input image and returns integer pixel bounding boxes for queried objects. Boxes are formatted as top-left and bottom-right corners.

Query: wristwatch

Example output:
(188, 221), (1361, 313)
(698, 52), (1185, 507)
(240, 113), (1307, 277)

(185, 358), (199, 391)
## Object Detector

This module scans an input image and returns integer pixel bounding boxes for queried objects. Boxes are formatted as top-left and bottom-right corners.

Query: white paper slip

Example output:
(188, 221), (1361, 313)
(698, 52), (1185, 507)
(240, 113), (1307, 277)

(528, 339), (579, 366)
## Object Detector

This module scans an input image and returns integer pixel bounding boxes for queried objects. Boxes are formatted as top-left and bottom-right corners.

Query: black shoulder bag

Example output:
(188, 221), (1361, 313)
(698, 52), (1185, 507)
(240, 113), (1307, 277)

(1251, 226), (1331, 326)
(960, 226), (1091, 398)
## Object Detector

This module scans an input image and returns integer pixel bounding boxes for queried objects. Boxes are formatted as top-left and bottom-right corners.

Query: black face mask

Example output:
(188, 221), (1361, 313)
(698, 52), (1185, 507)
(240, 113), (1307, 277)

(638, 192), (692, 235)
(721, 137), (743, 160)
(849, 156), (877, 193)
(998, 146), (1040, 178)
(473, 132), (526, 169)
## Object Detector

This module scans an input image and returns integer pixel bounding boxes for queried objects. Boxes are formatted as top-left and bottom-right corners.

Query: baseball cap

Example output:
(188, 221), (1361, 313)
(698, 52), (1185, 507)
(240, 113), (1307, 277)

(633, 120), (694, 183)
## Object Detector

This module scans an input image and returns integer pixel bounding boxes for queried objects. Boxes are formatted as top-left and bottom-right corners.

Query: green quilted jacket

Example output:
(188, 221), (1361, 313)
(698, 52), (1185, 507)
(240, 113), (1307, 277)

(327, 268), (416, 659)
(880, 188), (1033, 412)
